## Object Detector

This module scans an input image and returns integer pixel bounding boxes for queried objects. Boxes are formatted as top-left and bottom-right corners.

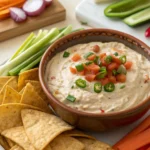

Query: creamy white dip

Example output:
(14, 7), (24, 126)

(45, 42), (150, 113)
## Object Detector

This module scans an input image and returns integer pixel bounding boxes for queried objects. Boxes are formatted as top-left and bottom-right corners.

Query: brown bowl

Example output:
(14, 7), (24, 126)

(39, 29), (150, 132)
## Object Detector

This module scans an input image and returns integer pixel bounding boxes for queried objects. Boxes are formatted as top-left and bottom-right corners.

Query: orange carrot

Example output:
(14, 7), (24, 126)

(116, 128), (150, 150)
(72, 53), (81, 62)
(0, 0), (25, 11)
(113, 115), (150, 149)
(147, 147), (150, 150)
(0, 9), (10, 20)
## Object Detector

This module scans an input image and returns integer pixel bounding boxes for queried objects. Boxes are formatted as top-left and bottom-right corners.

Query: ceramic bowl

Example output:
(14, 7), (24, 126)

(39, 29), (150, 131)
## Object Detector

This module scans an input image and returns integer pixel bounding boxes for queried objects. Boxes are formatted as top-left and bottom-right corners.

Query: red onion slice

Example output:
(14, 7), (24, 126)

(145, 27), (150, 37)
(44, 0), (53, 7)
(9, 7), (27, 22)
(23, 0), (46, 17)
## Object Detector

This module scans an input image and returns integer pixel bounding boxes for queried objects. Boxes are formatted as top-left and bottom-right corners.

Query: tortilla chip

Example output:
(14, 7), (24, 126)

(0, 77), (18, 104)
(18, 68), (39, 91)
(0, 104), (42, 133)
(0, 135), (10, 150)
(63, 129), (95, 140)
(77, 138), (113, 150)
(19, 88), (25, 95)
(50, 135), (85, 150)
(25, 80), (49, 104)
(20, 83), (51, 113)
(44, 145), (52, 150)
(2, 86), (21, 104)
(21, 109), (73, 150)
(0, 76), (11, 91)
(2, 126), (36, 150)
(6, 138), (15, 148)
(10, 145), (24, 150)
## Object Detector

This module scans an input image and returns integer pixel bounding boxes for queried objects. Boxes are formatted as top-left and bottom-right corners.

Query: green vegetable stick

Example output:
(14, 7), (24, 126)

(20, 55), (43, 74)
(9, 32), (35, 61)
(8, 45), (49, 76)
(0, 28), (59, 76)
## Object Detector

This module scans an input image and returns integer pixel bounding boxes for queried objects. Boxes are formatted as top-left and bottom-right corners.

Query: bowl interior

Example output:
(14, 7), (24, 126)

(40, 29), (150, 116)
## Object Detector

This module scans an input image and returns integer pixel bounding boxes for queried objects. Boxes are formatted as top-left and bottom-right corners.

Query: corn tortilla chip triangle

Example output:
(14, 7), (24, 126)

(0, 104), (42, 133)
(18, 68), (39, 91)
(19, 88), (25, 95)
(2, 86), (21, 104)
(77, 138), (113, 150)
(50, 135), (85, 150)
(0, 77), (18, 105)
(10, 145), (24, 150)
(6, 138), (15, 148)
(21, 109), (73, 150)
(63, 129), (95, 140)
(2, 126), (36, 150)
(0, 135), (10, 150)
(44, 145), (52, 150)
(20, 83), (51, 113)
(25, 80), (49, 104)
(0, 76), (11, 91)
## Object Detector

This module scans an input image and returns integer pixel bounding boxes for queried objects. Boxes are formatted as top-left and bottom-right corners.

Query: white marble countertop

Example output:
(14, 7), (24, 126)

(0, 0), (149, 149)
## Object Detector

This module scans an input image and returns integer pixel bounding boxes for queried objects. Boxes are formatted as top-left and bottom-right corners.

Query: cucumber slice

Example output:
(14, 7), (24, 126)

(123, 7), (150, 26)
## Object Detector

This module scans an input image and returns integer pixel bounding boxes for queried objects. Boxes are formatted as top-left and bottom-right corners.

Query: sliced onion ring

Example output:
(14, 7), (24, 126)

(23, 0), (46, 17)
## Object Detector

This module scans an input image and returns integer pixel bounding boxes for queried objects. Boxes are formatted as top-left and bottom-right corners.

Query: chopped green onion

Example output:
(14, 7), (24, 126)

(66, 95), (76, 102)
(71, 85), (74, 89)
(114, 52), (119, 56)
(105, 55), (112, 64)
(75, 64), (84, 72)
(96, 67), (107, 79)
(94, 56), (102, 66)
(85, 61), (93, 66)
(119, 55), (126, 64)
(117, 65), (127, 75)
(120, 85), (126, 89)
(84, 52), (94, 59)
(94, 82), (102, 93)
(104, 83), (115, 92)
(75, 78), (86, 88)
(112, 69), (117, 76)
(63, 51), (70, 58)
(80, 21), (88, 25)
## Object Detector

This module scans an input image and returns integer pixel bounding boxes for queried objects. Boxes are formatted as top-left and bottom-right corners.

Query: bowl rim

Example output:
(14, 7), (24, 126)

(39, 28), (150, 117)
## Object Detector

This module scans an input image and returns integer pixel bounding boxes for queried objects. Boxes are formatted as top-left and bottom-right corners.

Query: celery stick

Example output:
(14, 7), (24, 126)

(49, 25), (72, 44)
(72, 28), (84, 33)
(8, 45), (49, 76)
(20, 55), (42, 74)
(9, 33), (35, 61)
(0, 28), (59, 76)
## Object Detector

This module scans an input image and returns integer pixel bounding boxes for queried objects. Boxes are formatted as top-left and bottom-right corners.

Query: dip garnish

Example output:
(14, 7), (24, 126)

(114, 52), (119, 56)
(85, 61), (93, 66)
(92, 45), (100, 53)
(63, 51), (70, 58)
(96, 67), (107, 79)
(117, 65), (127, 75)
(112, 69), (117, 76)
(105, 55), (113, 64)
(94, 56), (102, 66)
(75, 64), (84, 72)
(104, 83), (115, 92)
(84, 52), (94, 59)
(75, 78), (86, 88)
(66, 95), (76, 102)
(94, 82), (102, 93)
(72, 53), (81, 62)
(120, 85), (126, 89)
(119, 55), (127, 64)
(124, 61), (133, 70)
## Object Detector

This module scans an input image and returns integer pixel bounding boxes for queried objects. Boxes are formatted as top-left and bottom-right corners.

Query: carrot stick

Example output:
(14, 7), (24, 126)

(0, 9), (10, 20)
(113, 115), (150, 148)
(147, 147), (150, 150)
(116, 128), (150, 150)
(0, 0), (25, 11)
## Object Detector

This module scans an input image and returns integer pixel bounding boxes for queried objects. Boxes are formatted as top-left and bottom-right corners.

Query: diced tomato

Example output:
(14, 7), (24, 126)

(116, 74), (126, 83)
(92, 45), (100, 53)
(101, 56), (108, 67)
(78, 70), (85, 76)
(107, 62), (119, 71)
(99, 53), (106, 59)
(124, 61), (132, 70)
(112, 55), (121, 65)
(87, 54), (96, 61)
(85, 74), (96, 82)
(108, 76), (117, 83)
(72, 53), (81, 62)
(86, 64), (100, 74)
(69, 67), (77, 74)
(100, 78), (109, 85)
(107, 71), (112, 77)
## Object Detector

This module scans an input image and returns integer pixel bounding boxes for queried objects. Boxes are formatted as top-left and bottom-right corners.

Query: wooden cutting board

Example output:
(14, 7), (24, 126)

(0, 0), (66, 42)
